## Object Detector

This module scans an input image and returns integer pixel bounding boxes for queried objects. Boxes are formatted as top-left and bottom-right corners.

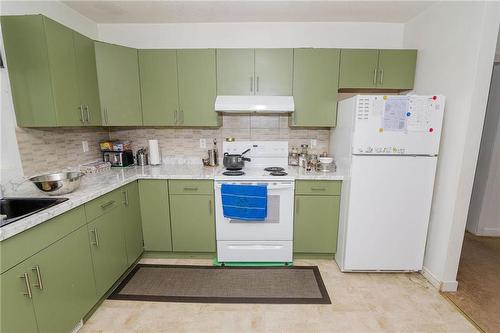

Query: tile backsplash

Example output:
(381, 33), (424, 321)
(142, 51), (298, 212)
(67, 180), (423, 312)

(14, 115), (330, 176)
(110, 115), (330, 162)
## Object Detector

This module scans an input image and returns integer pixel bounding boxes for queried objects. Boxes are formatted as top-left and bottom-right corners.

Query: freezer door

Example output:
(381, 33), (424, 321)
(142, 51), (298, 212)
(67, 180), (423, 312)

(343, 155), (437, 271)
(352, 95), (445, 156)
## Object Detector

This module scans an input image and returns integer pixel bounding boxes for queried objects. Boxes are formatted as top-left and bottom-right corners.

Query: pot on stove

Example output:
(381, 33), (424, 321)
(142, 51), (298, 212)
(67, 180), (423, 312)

(223, 149), (251, 170)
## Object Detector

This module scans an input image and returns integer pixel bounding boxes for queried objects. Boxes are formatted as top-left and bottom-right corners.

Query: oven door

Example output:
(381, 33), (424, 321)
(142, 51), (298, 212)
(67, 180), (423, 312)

(215, 181), (294, 241)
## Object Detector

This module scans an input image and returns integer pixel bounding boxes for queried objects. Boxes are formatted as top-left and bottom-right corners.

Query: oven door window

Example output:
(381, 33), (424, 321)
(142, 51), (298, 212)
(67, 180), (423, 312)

(228, 195), (280, 224)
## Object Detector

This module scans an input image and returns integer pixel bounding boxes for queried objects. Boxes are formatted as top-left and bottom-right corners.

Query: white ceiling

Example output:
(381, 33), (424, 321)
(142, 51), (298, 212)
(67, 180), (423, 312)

(62, 1), (435, 24)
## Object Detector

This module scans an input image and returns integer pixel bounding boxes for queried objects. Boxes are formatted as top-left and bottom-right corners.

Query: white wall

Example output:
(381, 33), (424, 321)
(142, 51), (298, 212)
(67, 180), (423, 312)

(466, 64), (500, 236)
(98, 22), (404, 48)
(404, 1), (500, 291)
(0, 1), (98, 186)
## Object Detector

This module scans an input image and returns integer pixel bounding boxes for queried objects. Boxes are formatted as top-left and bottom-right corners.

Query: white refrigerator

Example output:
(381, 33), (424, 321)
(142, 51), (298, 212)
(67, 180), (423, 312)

(331, 95), (445, 271)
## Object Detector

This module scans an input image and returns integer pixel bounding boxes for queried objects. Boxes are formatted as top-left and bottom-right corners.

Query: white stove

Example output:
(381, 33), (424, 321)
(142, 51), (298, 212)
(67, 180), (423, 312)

(214, 141), (295, 263)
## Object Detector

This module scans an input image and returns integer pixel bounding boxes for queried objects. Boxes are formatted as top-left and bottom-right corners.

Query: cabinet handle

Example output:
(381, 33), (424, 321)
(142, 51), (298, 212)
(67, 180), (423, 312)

(90, 228), (100, 247)
(256, 76), (260, 92)
(79, 105), (85, 123)
(183, 186), (198, 191)
(311, 187), (326, 191)
(20, 273), (32, 298)
(180, 109), (184, 124)
(123, 190), (129, 206)
(31, 265), (44, 290)
(296, 197), (300, 214)
(250, 77), (253, 93)
(208, 199), (212, 215)
(293, 111), (297, 125)
(84, 105), (90, 123)
(379, 69), (384, 84)
(373, 69), (377, 85)
(174, 109), (178, 124)
(104, 107), (109, 125)
(100, 200), (115, 209)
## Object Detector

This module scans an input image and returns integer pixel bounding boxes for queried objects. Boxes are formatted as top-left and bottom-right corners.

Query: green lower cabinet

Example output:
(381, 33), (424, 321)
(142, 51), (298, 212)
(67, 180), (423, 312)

(121, 182), (144, 265)
(87, 208), (128, 297)
(169, 194), (215, 252)
(0, 261), (38, 333)
(294, 195), (341, 254)
(29, 225), (96, 333)
(139, 180), (172, 251)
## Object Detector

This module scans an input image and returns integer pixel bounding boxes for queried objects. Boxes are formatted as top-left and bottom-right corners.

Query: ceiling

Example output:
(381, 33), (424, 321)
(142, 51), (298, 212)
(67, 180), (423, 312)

(62, 1), (435, 24)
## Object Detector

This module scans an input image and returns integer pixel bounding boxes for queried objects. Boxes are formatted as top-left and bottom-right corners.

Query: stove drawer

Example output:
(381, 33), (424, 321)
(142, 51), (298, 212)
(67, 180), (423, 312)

(217, 241), (292, 262)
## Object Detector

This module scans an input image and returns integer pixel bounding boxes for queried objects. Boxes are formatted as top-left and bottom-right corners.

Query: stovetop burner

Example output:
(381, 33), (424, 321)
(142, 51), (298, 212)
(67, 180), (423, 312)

(270, 171), (288, 176)
(264, 167), (285, 172)
(222, 170), (245, 176)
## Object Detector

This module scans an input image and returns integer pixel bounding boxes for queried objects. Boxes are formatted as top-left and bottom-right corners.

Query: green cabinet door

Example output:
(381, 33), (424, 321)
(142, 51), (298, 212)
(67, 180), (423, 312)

(29, 226), (97, 333)
(87, 208), (128, 296)
(139, 49), (179, 126)
(216, 49), (255, 95)
(339, 49), (379, 89)
(170, 195), (215, 252)
(121, 182), (144, 264)
(254, 49), (293, 95)
(377, 50), (417, 90)
(0, 262), (38, 333)
(73, 32), (101, 126)
(139, 180), (172, 251)
(177, 49), (220, 127)
(292, 49), (340, 127)
(294, 195), (340, 253)
(95, 42), (142, 126)
(1, 15), (56, 127)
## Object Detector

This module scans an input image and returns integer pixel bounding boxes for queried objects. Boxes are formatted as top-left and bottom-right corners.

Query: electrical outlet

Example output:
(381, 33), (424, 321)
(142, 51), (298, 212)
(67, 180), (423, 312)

(310, 139), (317, 148)
(82, 141), (89, 153)
(199, 139), (206, 149)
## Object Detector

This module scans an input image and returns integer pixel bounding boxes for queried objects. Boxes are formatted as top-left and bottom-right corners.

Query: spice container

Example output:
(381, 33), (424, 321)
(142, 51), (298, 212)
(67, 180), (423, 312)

(299, 144), (309, 168)
(288, 146), (299, 166)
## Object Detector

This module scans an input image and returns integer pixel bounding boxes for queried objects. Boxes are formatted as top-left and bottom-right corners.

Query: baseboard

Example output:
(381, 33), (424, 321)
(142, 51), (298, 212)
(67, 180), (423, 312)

(480, 228), (500, 237)
(142, 251), (216, 259)
(421, 266), (458, 292)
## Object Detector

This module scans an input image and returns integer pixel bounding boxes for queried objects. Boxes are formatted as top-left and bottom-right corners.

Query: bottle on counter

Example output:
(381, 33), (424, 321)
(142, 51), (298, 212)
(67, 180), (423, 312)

(288, 146), (299, 166)
(213, 138), (219, 166)
(299, 144), (309, 169)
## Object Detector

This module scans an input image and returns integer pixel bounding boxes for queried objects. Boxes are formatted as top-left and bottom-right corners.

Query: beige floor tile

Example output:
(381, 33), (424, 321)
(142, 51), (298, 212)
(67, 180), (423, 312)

(80, 259), (477, 333)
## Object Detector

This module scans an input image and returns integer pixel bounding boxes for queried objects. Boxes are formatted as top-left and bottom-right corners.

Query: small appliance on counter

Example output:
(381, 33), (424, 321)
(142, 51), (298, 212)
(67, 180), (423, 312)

(103, 150), (134, 167)
(318, 157), (336, 172)
(148, 139), (161, 166)
(136, 148), (148, 166)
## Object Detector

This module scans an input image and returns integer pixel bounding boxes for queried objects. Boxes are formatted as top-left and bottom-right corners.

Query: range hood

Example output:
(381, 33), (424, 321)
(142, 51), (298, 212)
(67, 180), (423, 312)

(215, 95), (294, 113)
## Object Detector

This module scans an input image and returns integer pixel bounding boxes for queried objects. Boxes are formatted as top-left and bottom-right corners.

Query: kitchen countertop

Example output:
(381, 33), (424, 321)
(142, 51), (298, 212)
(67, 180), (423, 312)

(0, 165), (344, 241)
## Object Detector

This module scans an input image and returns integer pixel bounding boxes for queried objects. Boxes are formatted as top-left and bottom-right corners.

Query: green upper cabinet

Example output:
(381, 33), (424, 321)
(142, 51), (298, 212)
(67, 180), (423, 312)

(292, 49), (340, 127)
(377, 50), (417, 90)
(1, 15), (99, 127)
(177, 49), (220, 127)
(254, 49), (293, 95)
(216, 49), (255, 95)
(73, 32), (101, 126)
(139, 180), (172, 252)
(339, 49), (417, 90)
(139, 49), (179, 126)
(121, 182), (144, 265)
(216, 48), (293, 96)
(339, 49), (379, 89)
(95, 42), (143, 126)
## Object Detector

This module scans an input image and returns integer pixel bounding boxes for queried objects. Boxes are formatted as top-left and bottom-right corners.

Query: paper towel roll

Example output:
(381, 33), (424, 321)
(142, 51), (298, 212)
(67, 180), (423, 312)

(148, 140), (161, 165)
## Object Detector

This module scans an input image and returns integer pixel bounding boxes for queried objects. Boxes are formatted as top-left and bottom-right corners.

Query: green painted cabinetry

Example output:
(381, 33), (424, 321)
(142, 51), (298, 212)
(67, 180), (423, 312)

(139, 180), (172, 251)
(339, 49), (417, 90)
(86, 198), (128, 297)
(169, 180), (215, 252)
(292, 49), (340, 127)
(121, 181), (144, 265)
(216, 48), (293, 96)
(0, 209), (96, 333)
(294, 180), (341, 255)
(138, 49), (179, 126)
(1, 15), (101, 127)
(28, 225), (96, 333)
(177, 49), (220, 127)
(95, 42), (142, 126)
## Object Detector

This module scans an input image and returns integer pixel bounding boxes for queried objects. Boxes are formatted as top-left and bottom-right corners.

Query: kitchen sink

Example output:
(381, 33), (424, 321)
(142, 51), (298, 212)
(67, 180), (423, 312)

(0, 197), (68, 228)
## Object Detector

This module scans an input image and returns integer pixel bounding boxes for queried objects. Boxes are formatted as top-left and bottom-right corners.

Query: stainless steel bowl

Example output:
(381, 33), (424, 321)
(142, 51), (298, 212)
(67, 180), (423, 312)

(29, 172), (84, 195)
